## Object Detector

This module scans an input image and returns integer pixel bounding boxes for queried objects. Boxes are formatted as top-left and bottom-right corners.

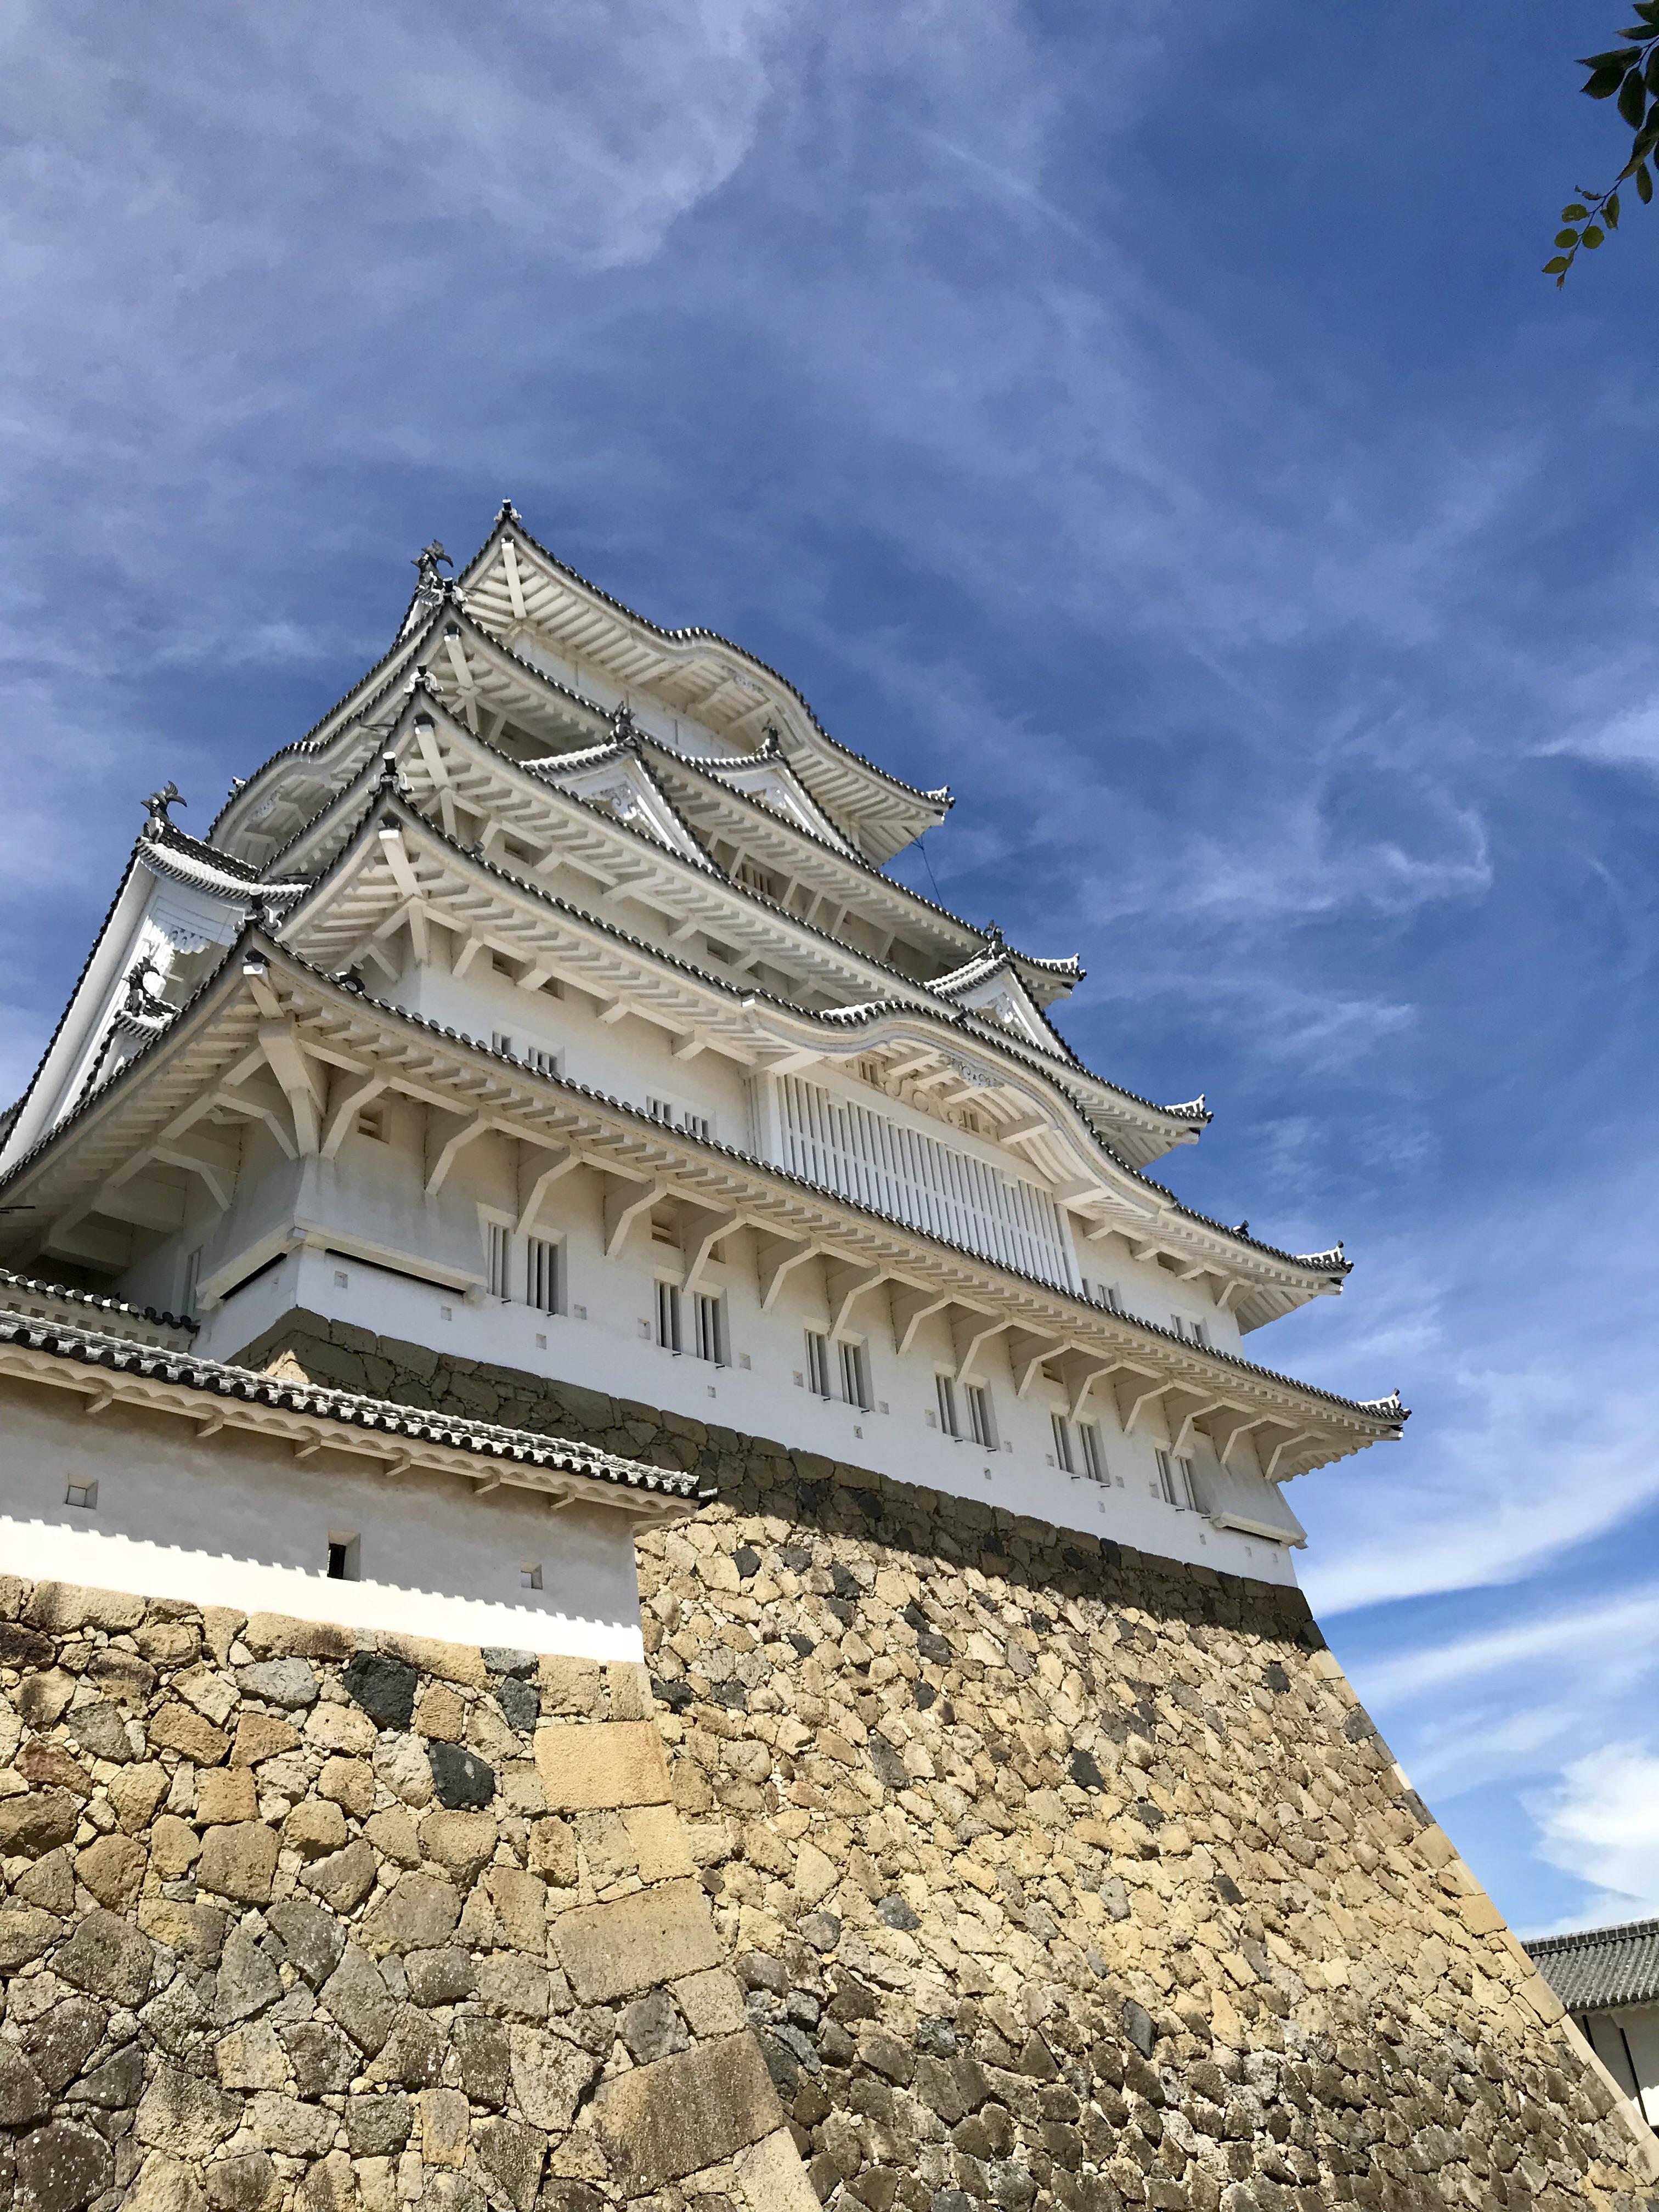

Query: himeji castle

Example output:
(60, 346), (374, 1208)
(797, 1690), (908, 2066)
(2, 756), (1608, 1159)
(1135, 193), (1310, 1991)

(4, 512), (1657, 2212)
(0, 506), (1402, 1634)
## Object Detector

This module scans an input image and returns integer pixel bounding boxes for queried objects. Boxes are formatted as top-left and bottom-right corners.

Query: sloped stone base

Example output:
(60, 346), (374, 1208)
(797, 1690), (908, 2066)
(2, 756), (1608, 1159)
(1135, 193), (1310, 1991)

(0, 1577), (815, 2212)
(229, 1312), (1659, 2208)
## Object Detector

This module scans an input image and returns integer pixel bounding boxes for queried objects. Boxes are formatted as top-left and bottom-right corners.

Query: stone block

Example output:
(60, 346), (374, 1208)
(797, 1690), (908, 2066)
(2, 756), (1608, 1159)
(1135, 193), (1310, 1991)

(283, 1799), (348, 1858)
(14, 2118), (114, 2212)
(379, 1632), (486, 1688)
(427, 1740), (495, 1809)
(205, 2152), (279, 2212)
(732, 2124), (821, 2212)
(506, 2027), (602, 2132)
(236, 1657), (319, 1708)
(528, 1816), (578, 1886)
(298, 1836), (379, 1912)
(0, 1906), (61, 1972)
(484, 1867), (546, 1953)
(76, 1832), (146, 1910)
(537, 1654), (602, 1715)
(454, 2016), (511, 2108)
(64, 1699), (134, 1763)
(359, 1871), (460, 1956)
(23, 1580), (145, 1633)
(623, 1801), (696, 1882)
(476, 2117), (546, 2212)
(243, 1613), (357, 1662)
(215, 2022), (289, 2093)
(196, 1767), (259, 1825)
(16, 1739), (92, 1796)
(197, 1820), (280, 1904)
(138, 1898), (228, 1967)
(229, 1712), (302, 1767)
(419, 1807), (498, 1882)
(477, 1953), (550, 2021)
(321, 1944), (398, 2057)
(149, 1701), (231, 1767)
(419, 2086), (471, 2168)
(342, 1650), (418, 1730)
(405, 1946), (477, 2006)
(55, 1906), (156, 2005)
(535, 1719), (671, 1811)
(590, 2030), (784, 2194)
(0, 1787), (79, 1858)
(128, 2152), (209, 2212)
(245, 2090), (336, 2157)
(136, 2065), (244, 2158)
(152, 1813), (202, 1878)
(414, 1683), (465, 1740)
(266, 1897), (347, 1988)
(344, 2096), (413, 2157)
(306, 1702), (378, 1756)
(214, 1923), (284, 2024)
(553, 1877), (725, 2003)
(109, 1762), (171, 1833)
(319, 1754), (376, 1815)
(675, 1966), (749, 2038)
(0, 2045), (50, 2130)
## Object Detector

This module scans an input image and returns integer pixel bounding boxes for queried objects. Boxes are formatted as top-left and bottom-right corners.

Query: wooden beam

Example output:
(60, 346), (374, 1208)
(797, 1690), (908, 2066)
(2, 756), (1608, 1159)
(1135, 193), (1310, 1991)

(890, 1285), (958, 1357)
(1263, 1429), (1319, 1481)
(1118, 1376), (1177, 1435)
(424, 1109), (490, 1198)
(1005, 1328), (1066, 1398)
(258, 1022), (321, 1154)
(321, 1075), (387, 1161)
(516, 1144), (581, 1237)
(603, 1177), (667, 1259)
(501, 538), (528, 620)
(1210, 1410), (1273, 1467)
(755, 1235), (821, 1311)
(825, 1264), (891, 1342)
(684, 1211), (743, 1297)
(951, 1310), (1009, 1382)
(1170, 1396), (1229, 1456)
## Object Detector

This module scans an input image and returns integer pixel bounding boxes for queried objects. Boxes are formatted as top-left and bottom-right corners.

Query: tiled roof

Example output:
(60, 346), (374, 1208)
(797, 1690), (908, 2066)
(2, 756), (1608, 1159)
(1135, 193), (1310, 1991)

(0, 1266), (196, 1334)
(1526, 1919), (1659, 2013)
(0, 1309), (703, 1504)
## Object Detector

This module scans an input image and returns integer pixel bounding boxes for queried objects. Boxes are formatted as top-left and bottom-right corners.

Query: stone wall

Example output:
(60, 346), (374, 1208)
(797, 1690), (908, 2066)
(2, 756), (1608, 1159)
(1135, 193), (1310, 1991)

(0, 1577), (814, 2212)
(227, 1313), (1659, 2208)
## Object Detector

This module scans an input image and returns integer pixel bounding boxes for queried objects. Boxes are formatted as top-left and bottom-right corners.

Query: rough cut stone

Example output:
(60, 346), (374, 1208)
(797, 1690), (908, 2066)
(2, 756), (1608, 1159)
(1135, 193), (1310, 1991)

(590, 2031), (783, 2195)
(204, 2154), (279, 2212)
(235, 1656), (318, 1707)
(554, 1878), (725, 2002)
(476, 2117), (546, 2212)
(320, 1942), (399, 2056)
(0, 2044), (51, 2129)
(54, 1907), (156, 2005)
(74, 1831), (146, 1909)
(136, 2066), (243, 2158)
(196, 1819), (279, 1904)
(359, 1871), (460, 1956)
(13, 2117), (114, 2212)
(21, 1996), (106, 2094)
(213, 1923), (283, 2023)
(506, 2028), (602, 2133)
(266, 1896), (346, 1988)
(426, 1740), (494, 1809)
(0, 1787), (80, 1858)
(342, 1650), (417, 1730)
(296, 1833), (377, 1911)
(534, 1719), (671, 1810)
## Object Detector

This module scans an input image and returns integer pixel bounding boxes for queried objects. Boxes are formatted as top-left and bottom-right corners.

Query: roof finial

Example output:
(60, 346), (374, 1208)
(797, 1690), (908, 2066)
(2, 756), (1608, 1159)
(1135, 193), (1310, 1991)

(496, 498), (521, 523)
(610, 700), (640, 745)
(143, 782), (185, 835)
(984, 920), (1004, 950)
(413, 540), (452, 608)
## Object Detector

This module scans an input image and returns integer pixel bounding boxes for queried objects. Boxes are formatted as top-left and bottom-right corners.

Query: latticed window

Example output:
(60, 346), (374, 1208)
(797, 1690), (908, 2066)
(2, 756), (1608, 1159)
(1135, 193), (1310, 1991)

(525, 1237), (561, 1316)
(693, 1291), (725, 1365)
(840, 1340), (871, 1411)
(487, 1223), (513, 1301)
(1051, 1412), (1075, 1472)
(1080, 1422), (1107, 1483)
(655, 1279), (682, 1353)
(1157, 1449), (1197, 1510)
(804, 1329), (832, 1398)
(967, 1383), (995, 1449)
(936, 1373), (961, 1439)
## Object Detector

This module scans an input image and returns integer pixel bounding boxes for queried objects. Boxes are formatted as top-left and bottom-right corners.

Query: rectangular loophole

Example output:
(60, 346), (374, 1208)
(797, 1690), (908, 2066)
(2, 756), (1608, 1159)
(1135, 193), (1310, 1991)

(326, 1534), (361, 1581)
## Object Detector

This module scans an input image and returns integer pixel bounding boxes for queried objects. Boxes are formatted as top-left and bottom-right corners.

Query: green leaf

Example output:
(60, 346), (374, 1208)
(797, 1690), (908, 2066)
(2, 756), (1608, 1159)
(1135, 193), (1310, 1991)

(1646, 47), (1659, 89)
(1555, 229), (1582, 247)
(1562, 202), (1590, 219)
(1587, 64), (1627, 97)
(1584, 224), (1607, 246)
(1637, 1), (1659, 22)
(1544, 256), (1574, 273)
(1639, 159), (1654, 200)
(1608, 192), (1622, 227)
(1620, 67), (1648, 124)
(1581, 47), (1641, 67)
(1620, 24), (1655, 37)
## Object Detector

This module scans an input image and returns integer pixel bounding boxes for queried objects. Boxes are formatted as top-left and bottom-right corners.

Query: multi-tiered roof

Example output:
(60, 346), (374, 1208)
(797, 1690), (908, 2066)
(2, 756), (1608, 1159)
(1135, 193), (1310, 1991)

(0, 506), (1406, 1488)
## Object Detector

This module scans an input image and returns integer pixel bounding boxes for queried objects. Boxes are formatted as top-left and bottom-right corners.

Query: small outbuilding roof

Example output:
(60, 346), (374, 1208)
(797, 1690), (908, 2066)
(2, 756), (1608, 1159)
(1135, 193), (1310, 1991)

(1526, 1917), (1659, 2014)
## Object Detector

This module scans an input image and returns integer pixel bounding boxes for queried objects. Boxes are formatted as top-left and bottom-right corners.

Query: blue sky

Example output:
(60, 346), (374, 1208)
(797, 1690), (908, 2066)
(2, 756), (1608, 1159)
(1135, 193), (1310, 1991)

(4, 0), (1658, 1936)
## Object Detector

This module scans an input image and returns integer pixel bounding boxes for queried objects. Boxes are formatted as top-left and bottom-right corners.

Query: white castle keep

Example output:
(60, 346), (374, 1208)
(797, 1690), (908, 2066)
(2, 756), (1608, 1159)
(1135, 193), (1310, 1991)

(0, 507), (1404, 1663)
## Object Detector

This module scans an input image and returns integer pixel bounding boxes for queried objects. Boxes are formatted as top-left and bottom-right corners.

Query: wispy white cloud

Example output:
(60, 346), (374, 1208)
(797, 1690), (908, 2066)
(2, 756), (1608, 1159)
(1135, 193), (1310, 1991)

(1530, 1748), (1659, 1927)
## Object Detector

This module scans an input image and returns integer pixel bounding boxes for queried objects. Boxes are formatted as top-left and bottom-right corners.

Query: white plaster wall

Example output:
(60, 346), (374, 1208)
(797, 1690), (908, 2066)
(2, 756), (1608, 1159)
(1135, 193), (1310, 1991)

(195, 1228), (1301, 1588)
(0, 1375), (645, 1660)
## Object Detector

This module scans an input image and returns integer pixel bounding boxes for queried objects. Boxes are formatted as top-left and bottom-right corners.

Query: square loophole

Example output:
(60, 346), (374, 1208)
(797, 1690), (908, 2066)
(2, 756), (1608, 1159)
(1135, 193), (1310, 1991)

(520, 1562), (543, 1591)
(65, 1480), (98, 1511)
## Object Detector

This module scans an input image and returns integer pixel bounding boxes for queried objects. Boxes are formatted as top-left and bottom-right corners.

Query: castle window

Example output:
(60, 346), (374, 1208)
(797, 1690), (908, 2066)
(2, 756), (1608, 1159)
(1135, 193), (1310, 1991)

(1079, 1422), (1108, 1484)
(804, 1329), (832, 1398)
(326, 1534), (361, 1581)
(181, 1248), (202, 1314)
(525, 1236), (562, 1316)
(936, 1373), (961, 1440)
(656, 1279), (682, 1354)
(681, 1110), (712, 1142)
(1156, 1451), (1197, 1510)
(1051, 1413), (1075, 1474)
(357, 1103), (388, 1141)
(527, 1046), (561, 1077)
(967, 1383), (996, 1451)
(840, 1339), (871, 1412)
(487, 1222), (513, 1301)
(693, 1291), (726, 1365)
(492, 1031), (516, 1059)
